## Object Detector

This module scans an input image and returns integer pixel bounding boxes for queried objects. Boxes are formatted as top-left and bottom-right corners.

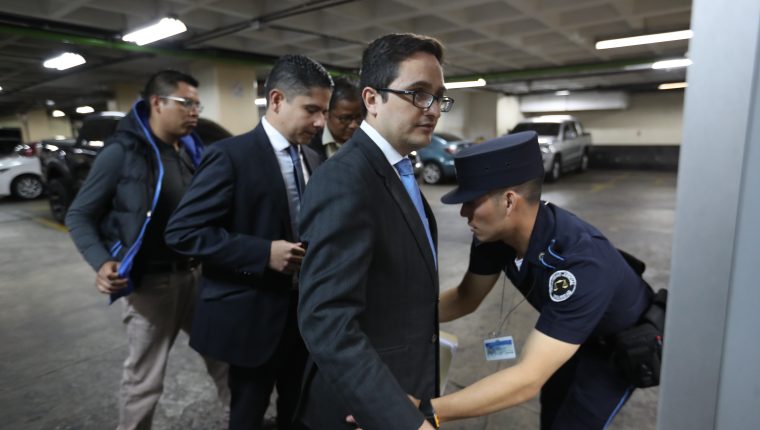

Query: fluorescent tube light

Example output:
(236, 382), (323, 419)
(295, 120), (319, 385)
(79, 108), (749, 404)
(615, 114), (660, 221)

(444, 78), (486, 89)
(254, 98), (267, 106)
(652, 58), (692, 69)
(76, 106), (95, 114)
(658, 82), (688, 90)
(555, 90), (570, 96)
(122, 17), (187, 46)
(43, 53), (86, 70)
(596, 30), (693, 50)
(51, 110), (66, 117)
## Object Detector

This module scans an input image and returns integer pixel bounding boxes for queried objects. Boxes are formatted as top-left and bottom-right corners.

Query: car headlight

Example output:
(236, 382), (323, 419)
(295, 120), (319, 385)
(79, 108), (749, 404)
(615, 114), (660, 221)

(540, 144), (551, 154)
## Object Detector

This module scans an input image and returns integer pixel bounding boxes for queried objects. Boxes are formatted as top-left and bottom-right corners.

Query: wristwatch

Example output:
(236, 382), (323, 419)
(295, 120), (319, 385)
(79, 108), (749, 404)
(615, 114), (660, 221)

(419, 398), (440, 428)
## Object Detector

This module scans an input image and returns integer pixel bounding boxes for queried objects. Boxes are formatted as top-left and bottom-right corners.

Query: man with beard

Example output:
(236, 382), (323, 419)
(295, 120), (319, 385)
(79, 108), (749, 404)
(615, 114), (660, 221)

(165, 55), (331, 430)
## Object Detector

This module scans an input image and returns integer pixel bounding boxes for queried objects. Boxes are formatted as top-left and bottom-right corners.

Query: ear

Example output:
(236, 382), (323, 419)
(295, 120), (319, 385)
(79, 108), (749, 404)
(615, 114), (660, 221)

(362, 87), (379, 117)
(504, 190), (518, 215)
(149, 95), (163, 116)
(269, 89), (286, 114)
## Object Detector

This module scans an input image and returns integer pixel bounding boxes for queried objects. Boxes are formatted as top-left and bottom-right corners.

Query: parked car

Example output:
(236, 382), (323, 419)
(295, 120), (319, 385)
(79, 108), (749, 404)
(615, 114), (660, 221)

(0, 142), (44, 200)
(510, 115), (592, 182)
(418, 132), (473, 184)
(37, 112), (232, 223)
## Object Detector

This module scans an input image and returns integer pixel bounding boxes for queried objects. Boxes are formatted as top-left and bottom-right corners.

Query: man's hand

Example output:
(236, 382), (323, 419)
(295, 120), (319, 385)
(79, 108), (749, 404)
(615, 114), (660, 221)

(95, 261), (127, 294)
(345, 415), (434, 430)
(345, 395), (434, 430)
(268, 240), (306, 274)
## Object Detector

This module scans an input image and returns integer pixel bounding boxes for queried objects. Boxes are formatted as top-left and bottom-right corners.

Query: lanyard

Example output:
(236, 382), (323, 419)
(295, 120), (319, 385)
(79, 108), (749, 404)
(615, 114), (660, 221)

(489, 268), (537, 338)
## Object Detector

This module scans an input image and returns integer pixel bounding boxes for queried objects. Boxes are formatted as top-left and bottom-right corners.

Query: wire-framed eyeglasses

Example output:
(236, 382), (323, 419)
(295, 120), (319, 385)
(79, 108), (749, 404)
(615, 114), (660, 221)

(375, 88), (454, 112)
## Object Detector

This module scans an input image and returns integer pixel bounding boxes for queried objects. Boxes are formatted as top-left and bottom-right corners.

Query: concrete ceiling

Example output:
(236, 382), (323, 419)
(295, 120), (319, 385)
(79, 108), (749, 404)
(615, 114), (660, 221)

(0, 0), (692, 116)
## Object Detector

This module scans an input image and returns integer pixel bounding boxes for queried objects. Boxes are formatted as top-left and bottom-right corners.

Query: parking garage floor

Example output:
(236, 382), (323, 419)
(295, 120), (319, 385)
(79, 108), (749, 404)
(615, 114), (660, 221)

(0, 169), (675, 430)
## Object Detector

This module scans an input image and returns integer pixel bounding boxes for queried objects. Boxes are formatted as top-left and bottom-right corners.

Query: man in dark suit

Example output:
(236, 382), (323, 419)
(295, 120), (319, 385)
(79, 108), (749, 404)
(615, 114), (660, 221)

(297, 33), (455, 430)
(165, 55), (332, 430)
(307, 76), (362, 160)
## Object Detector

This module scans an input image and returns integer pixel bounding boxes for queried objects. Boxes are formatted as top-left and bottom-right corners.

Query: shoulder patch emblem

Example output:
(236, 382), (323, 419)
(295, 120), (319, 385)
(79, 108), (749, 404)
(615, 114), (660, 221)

(549, 270), (576, 302)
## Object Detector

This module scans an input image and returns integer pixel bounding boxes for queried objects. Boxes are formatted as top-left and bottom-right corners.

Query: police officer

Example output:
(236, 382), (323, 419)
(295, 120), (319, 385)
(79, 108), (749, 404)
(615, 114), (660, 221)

(426, 131), (652, 430)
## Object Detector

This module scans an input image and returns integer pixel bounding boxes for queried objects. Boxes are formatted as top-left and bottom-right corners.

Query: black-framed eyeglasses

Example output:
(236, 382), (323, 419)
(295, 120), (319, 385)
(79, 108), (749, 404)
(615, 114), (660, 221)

(160, 95), (203, 113)
(332, 113), (363, 125)
(375, 88), (454, 112)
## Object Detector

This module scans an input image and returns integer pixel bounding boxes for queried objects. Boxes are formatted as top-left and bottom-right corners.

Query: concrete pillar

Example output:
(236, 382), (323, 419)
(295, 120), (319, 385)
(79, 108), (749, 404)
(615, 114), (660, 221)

(191, 62), (259, 136)
(436, 89), (499, 141)
(657, 0), (760, 428)
(111, 82), (143, 113)
(18, 109), (72, 142)
(496, 95), (523, 136)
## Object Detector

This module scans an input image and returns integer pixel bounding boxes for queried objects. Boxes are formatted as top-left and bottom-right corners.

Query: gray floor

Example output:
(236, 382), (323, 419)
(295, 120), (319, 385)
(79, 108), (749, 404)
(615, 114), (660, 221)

(0, 169), (674, 429)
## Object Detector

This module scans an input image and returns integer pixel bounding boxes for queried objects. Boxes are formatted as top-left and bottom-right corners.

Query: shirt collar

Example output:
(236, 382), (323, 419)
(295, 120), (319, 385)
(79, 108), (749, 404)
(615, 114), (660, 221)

(360, 121), (404, 167)
(321, 126), (336, 146)
(523, 202), (557, 264)
(262, 116), (291, 152)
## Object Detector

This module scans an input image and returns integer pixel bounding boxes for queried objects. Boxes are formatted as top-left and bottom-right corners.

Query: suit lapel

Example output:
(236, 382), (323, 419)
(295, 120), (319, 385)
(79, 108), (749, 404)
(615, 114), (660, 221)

(249, 124), (294, 240)
(353, 129), (438, 281)
(301, 144), (322, 176)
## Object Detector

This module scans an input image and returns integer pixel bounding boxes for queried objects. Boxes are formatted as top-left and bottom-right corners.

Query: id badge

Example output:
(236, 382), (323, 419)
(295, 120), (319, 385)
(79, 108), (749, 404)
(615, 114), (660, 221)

(484, 335), (517, 361)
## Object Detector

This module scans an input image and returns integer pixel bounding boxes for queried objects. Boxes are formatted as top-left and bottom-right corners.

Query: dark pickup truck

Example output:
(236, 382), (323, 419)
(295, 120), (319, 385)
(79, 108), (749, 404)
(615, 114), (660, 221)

(37, 112), (231, 223)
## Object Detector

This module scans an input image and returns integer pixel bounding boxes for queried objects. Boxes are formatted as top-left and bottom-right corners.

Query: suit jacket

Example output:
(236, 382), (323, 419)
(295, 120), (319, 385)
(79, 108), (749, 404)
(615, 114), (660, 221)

(165, 123), (321, 367)
(297, 128), (439, 430)
(307, 131), (327, 161)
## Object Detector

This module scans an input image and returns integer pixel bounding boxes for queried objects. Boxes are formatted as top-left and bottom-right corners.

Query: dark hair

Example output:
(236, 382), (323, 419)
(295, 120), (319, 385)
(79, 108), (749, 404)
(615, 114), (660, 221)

(508, 177), (544, 204)
(359, 33), (444, 110)
(329, 76), (361, 110)
(264, 55), (333, 106)
(142, 69), (199, 100)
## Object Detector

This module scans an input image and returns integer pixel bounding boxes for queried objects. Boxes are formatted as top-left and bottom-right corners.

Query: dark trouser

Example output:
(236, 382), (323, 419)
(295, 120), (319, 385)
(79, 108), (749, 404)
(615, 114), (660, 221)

(540, 344), (634, 430)
(228, 296), (307, 430)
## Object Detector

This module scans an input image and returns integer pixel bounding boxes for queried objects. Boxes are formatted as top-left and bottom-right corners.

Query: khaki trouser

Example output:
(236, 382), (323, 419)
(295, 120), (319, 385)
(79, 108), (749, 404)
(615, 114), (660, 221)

(117, 267), (230, 430)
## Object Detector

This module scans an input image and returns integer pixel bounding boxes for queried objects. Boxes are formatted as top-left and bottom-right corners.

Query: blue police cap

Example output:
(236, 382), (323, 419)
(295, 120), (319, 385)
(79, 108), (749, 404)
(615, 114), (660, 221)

(441, 131), (543, 204)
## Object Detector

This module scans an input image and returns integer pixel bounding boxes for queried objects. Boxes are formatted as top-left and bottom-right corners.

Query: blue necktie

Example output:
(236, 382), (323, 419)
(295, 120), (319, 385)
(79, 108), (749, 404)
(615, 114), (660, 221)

(395, 158), (437, 268)
(287, 144), (306, 199)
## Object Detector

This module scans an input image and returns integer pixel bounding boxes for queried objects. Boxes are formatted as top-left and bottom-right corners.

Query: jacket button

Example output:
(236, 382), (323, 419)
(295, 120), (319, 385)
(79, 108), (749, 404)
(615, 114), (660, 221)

(431, 333), (438, 343)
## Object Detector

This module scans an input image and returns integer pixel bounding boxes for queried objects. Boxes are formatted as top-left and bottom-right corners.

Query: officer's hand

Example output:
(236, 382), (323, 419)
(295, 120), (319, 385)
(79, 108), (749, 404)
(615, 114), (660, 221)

(95, 261), (127, 294)
(268, 240), (306, 274)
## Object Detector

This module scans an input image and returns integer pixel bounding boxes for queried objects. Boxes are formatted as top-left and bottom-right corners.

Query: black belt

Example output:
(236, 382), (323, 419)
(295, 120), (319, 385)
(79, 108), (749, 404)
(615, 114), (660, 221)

(143, 258), (199, 273)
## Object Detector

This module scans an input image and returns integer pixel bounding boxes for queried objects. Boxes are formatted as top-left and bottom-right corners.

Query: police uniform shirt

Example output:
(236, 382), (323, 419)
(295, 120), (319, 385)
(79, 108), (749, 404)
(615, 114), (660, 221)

(468, 202), (651, 344)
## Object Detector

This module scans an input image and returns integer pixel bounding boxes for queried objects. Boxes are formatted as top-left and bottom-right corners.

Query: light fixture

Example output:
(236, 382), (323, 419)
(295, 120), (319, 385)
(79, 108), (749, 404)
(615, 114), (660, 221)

(444, 78), (486, 89)
(652, 58), (692, 69)
(51, 110), (66, 117)
(0, 85), (3, 91)
(658, 82), (688, 90)
(596, 30), (693, 50)
(46, 100), (55, 106)
(254, 98), (267, 106)
(122, 17), (187, 46)
(43, 52), (86, 70)
(555, 90), (570, 96)
(76, 106), (94, 114)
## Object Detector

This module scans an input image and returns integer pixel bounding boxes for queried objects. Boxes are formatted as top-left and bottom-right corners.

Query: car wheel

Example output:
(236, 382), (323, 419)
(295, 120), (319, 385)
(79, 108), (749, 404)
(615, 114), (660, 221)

(422, 162), (443, 185)
(578, 150), (589, 172)
(547, 157), (561, 182)
(11, 174), (44, 200)
(48, 179), (72, 224)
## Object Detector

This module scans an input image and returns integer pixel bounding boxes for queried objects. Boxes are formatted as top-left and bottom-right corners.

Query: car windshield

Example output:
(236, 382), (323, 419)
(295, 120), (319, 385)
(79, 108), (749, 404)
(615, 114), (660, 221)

(512, 122), (561, 136)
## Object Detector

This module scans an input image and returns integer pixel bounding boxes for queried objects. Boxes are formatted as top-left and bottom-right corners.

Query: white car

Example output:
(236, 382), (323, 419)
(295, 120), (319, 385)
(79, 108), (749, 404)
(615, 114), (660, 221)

(0, 145), (44, 200)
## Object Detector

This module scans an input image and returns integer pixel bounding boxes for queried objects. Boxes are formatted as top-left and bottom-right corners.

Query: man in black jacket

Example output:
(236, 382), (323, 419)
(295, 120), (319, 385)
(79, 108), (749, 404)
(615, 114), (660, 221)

(165, 55), (330, 430)
(66, 70), (229, 430)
